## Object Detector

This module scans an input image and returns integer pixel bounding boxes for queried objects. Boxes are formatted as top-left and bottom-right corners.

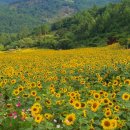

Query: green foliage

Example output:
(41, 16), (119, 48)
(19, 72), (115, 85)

(33, 24), (51, 36)
(18, 38), (34, 48)
(0, 0), (130, 50)
(49, 0), (130, 49)
(118, 38), (130, 49)
(0, 44), (5, 51)
(0, 0), (120, 33)
(36, 35), (58, 49)
(57, 38), (74, 49)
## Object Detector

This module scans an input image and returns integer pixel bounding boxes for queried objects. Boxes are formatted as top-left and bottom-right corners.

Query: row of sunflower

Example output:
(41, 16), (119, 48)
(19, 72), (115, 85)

(0, 46), (130, 130)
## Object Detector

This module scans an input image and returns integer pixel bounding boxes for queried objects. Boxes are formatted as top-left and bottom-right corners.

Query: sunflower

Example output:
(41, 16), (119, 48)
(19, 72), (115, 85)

(13, 89), (20, 96)
(114, 105), (120, 112)
(22, 94), (30, 98)
(98, 77), (103, 82)
(11, 79), (16, 84)
(45, 99), (51, 106)
(35, 96), (41, 102)
(124, 79), (130, 85)
(30, 82), (36, 88)
(111, 119), (117, 129)
(91, 101), (100, 112)
(99, 90), (104, 95)
(56, 100), (63, 105)
(31, 105), (41, 117)
(49, 86), (55, 91)
(104, 110), (112, 117)
(18, 86), (24, 92)
(49, 84), (55, 89)
(103, 98), (110, 105)
(102, 82), (107, 86)
(119, 83), (122, 87)
(81, 102), (86, 108)
(6, 103), (13, 109)
(33, 103), (42, 112)
(55, 93), (61, 98)
(122, 93), (129, 101)
(64, 113), (76, 126)
(44, 113), (53, 120)
(103, 92), (108, 98)
(111, 93), (116, 99)
(112, 80), (119, 86)
(101, 118), (113, 130)
(69, 99), (74, 105)
(69, 92), (76, 98)
(73, 101), (81, 109)
(80, 80), (85, 85)
(35, 114), (44, 123)
(87, 99), (94, 106)
(37, 84), (42, 89)
(31, 90), (37, 97)
(104, 107), (111, 112)
(108, 82), (112, 87)
(108, 101), (113, 108)
(93, 93), (100, 99)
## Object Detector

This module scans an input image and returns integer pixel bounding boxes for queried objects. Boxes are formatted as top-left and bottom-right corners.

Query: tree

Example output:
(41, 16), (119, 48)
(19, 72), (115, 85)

(0, 44), (5, 51)
(41, 24), (51, 35)
(118, 38), (129, 49)
(57, 38), (73, 49)
(17, 26), (30, 39)
(18, 38), (34, 48)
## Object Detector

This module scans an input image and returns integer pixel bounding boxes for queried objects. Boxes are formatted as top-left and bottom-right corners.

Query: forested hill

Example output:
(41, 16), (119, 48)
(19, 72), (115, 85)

(0, 0), (120, 33)
(48, 0), (130, 48)
(0, 0), (130, 50)
(0, 0), (21, 3)
(10, 0), (120, 11)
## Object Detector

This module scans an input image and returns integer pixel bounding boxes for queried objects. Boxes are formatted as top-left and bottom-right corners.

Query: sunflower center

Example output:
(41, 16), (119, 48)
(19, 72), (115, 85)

(106, 111), (110, 115)
(104, 121), (110, 127)
(124, 95), (128, 98)
(75, 103), (79, 107)
(93, 103), (97, 108)
(104, 99), (108, 103)
(95, 95), (99, 98)
(37, 117), (40, 120)
(33, 108), (37, 111)
(68, 117), (73, 122)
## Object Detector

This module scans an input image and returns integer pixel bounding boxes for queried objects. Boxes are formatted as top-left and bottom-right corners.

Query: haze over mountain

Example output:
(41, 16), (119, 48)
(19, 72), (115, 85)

(0, 0), (120, 33)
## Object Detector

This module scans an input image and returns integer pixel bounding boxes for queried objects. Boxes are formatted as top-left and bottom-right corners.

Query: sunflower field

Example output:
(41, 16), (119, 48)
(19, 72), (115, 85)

(0, 44), (130, 130)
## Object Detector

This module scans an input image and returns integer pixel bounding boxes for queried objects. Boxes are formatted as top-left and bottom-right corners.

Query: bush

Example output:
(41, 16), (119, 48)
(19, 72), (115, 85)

(118, 38), (129, 49)
(0, 44), (5, 51)
(56, 39), (74, 49)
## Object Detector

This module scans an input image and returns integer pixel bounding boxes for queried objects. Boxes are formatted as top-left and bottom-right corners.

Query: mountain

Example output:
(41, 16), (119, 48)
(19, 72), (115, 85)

(0, 0), (120, 33)
(0, 0), (130, 50)
(10, 0), (120, 10)
(0, 0), (21, 3)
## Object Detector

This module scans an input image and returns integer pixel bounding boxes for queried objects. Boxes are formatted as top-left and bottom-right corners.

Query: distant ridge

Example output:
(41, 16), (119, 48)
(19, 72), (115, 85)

(0, 0), (120, 33)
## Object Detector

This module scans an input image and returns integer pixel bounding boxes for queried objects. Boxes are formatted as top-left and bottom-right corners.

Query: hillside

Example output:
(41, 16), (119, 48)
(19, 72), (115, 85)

(0, 0), (129, 50)
(0, 0), (22, 3)
(0, 0), (120, 33)
(48, 0), (130, 48)
(10, 0), (120, 11)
